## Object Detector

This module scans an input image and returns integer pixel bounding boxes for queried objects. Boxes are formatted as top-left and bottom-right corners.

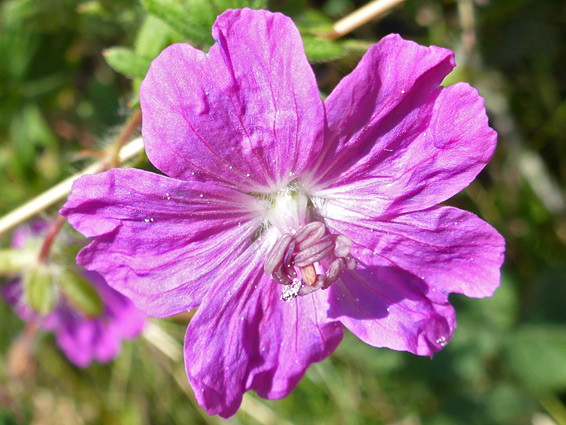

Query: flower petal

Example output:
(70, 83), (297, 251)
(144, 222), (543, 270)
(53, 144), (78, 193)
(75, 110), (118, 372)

(140, 9), (324, 191)
(60, 168), (266, 317)
(310, 35), (496, 216)
(328, 265), (455, 356)
(184, 237), (343, 418)
(324, 205), (505, 299)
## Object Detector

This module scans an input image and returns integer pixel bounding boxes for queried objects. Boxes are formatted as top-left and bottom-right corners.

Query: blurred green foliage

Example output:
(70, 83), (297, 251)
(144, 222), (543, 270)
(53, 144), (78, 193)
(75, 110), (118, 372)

(1, 0), (566, 424)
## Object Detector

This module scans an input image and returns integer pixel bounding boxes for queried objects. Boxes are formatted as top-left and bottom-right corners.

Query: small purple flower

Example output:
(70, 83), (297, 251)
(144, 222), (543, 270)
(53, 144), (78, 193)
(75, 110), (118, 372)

(2, 225), (146, 368)
(61, 9), (504, 416)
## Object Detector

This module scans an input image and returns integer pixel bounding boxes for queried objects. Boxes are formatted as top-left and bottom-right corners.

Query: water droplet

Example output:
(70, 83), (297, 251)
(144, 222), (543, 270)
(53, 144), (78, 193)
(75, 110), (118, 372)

(191, 172), (195, 175)
(401, 90), (405, 94)
(386, 307), (390, 312)
(200, 194), (203, 198)
(454, 222), (458, 225)
(144, 218), (150, 223)
(127, 191), (131, 195)
(229, 166), (233, 169)
(150, 218), (154, 222)
(246, 173), (250, 177)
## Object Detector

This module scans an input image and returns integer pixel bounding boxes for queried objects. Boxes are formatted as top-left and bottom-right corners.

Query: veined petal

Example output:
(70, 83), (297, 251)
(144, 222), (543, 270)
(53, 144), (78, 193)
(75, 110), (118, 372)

(184, 237), (343, 418)
(324, 205), (505, 299)
(310, 35), (496, 216)
(60, 168), (267, 317)
(328, 265), (455, 356)
(141, 9), (324, 191)
(306, 33), (453, 189)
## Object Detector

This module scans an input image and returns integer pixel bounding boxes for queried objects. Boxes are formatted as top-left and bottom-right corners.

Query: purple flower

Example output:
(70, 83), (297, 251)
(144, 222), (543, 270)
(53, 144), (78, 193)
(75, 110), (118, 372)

(61, 9), (504, 416)
(2, 225), (146, 368)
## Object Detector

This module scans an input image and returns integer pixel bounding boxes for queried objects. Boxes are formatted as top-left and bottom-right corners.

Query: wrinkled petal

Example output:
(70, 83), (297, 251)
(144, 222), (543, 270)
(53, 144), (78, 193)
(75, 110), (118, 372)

(310, 35), (496, 216)
(184, 236), (343, 417)
(141, 9), (324, 191)
(328, 265), (455, 356)
(324, 206), (505, 299)
(60, 168), (267, 317)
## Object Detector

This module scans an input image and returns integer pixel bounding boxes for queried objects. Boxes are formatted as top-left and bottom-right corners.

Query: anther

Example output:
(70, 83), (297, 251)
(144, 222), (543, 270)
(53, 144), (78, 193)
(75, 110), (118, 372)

(273, 265), (293, 285)
(293, 238), (334, 267)
(326, 258), (346, 282)
(264, 233), (292, 275)
(294, 221), (325, 251)
(265, 221), (358, 301)
(333, 235), (352, 258)
(299, 264), (317, 286)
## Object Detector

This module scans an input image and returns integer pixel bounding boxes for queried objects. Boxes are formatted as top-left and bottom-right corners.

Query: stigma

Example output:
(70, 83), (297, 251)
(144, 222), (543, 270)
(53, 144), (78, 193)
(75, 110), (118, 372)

(264, 221), (357, 301)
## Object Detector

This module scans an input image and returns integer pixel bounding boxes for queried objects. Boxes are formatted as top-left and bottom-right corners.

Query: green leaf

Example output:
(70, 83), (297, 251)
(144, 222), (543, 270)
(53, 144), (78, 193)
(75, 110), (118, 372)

(134, 15), (172, 58)
(505, 325), (566, 391)
(140, 0), (213, 46)
(141, 0), (266, 47)
(103, 47), (153, 80)
(59, 269), (104, 317)
(23, 265), (57, 315)
(302, 36), (347, 63)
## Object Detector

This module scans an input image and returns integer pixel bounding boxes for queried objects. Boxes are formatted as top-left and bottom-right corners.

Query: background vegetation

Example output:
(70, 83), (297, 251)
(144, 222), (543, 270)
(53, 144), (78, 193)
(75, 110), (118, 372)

(1, 0), (565, 424)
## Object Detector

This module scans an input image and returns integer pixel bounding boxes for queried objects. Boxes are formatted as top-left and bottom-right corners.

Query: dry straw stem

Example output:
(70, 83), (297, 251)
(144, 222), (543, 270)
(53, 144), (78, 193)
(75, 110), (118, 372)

(0, 137), (144, 237)
(330, 0), (406, 39)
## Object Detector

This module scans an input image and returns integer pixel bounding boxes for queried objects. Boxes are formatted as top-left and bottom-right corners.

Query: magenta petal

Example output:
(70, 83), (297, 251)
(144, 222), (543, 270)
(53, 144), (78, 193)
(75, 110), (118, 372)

(312, 36), (496, 216)
(325, 205), (505, 299)
(308, 34), (454, 187)
(140, 9), (324, 191)
(184, 241), (343, 418)
(60, 168), (266, 317)
(328, 266), (455, 356)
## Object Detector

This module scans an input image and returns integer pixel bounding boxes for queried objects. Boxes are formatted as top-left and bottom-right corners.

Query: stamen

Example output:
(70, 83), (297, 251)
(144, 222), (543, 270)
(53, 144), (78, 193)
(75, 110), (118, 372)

(344, 255), (357, 270)
(273, 265), (293, 285)
(265, 221), (357, 301)
(293, 238), (334, 267)
(333, 235), (352, 258)
(264, 233), (292, 275)
(298, 276), (327, 296)
(326, 258), (346, 282)
(299, 264), (317, 286)
(294, 221), (325, 251)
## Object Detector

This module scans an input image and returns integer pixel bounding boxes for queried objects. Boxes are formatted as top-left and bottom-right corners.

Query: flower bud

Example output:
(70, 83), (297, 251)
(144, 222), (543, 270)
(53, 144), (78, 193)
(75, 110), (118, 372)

(22, 265), (57, 315)
(59, 269), (104, 317)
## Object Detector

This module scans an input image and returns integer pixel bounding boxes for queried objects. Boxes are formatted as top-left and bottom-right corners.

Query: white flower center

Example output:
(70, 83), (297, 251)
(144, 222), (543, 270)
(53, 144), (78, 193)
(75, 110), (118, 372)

(263, 186), (357, 301)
